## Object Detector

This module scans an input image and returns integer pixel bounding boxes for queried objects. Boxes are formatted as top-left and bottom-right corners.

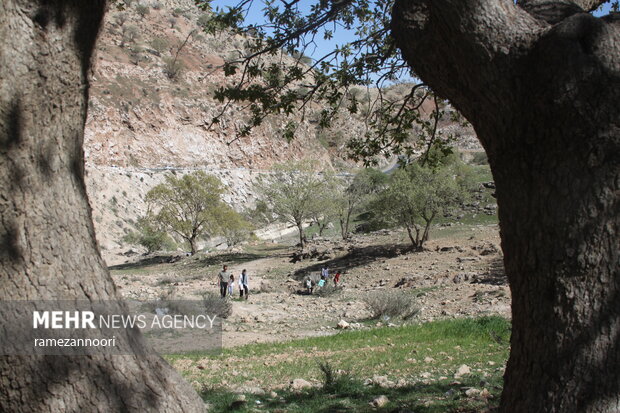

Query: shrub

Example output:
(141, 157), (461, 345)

(317, 361), (359, 394)
(172, 7), (184, 17)
(197, 13), (211, 28)
(163, 56), (183, 80)
(123, 218), (176, 253)
(136, 4), (150, 18)
(363, 290), (420, 320)
(150, 36), (169, 54)
(121, 24), (140, 47)
(114, 12), (129, 27)
(151, 1), (162, 10)
(202, 292), (232, 319)
(314, 284), (340, 298)
(471, 151), (489, 165)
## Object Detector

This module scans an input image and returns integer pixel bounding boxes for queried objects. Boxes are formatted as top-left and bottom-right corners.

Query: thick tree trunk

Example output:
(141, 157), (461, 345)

(0, 1), (205, 411)
(393, 1), (619, 412)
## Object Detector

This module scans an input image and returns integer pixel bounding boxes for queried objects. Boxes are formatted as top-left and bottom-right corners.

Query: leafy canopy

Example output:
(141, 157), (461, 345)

(370, 159), (473, 248)
(194, 0), (458, 164)
(146, 171), (249, 253)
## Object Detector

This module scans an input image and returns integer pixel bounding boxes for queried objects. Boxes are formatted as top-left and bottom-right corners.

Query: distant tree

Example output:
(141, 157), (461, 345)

(307, 170), (339, 237)
(335, 168), (387, 240)
(146, 171), (231, 254)
(150, 36), (169, 54)
(218, 208), (254, 247)
(163, 55), (184, 80)
(168, 17), (177, 29)
(121, 24), (139, 47)
(136, 4), (150, 18)
(373, 162), (469, 249)
(255, 161), (326, 248)
(114, 12), (129, 27)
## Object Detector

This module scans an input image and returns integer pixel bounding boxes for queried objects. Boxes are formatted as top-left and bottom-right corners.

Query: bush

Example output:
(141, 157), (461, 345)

(136, 4), (150, 17)
(123, 218), (176, 253)
(197, 13), (211, 28)
(471, 151), (489, 165)
(151, 1), (162, 9)
(317, 361), (359, 395)
(314, 284), (340, 298)
(150, 36), (169, 54)
(163, 56), (183, 80)
(363, 290), (420, 320)
(202, 292), (232, 319)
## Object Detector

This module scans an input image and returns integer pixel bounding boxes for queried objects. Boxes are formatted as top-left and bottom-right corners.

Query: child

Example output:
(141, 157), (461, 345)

(333, 271), (341, 287)
(228, 274), (235, 297)
(318, 275), (326, 288)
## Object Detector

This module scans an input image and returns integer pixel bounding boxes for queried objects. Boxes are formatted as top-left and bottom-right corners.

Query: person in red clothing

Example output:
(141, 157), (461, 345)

(333, 271), (341, 287)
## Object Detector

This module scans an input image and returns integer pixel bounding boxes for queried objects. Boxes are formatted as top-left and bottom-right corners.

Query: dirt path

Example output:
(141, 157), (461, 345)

(112, 224), (510, 348)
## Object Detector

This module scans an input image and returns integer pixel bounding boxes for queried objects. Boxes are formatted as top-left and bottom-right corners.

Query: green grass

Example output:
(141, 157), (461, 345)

(166, 316), (510, 412)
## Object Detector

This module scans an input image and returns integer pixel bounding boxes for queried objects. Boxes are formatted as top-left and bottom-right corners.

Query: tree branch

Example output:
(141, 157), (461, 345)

(517, 0), (606, 23)
(391, 0), (545, 146)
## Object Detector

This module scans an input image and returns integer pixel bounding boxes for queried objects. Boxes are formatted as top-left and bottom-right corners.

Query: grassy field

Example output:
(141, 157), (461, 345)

(167, 316), (510, 412)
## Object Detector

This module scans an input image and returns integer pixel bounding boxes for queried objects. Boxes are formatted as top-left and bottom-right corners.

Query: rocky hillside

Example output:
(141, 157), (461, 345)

(84, 1), (481, 263)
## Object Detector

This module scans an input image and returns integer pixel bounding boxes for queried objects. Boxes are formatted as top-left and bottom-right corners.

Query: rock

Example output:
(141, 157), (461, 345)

(290, 378), (312, 390)
(454, 364), (471, 378)
(260, 280), (273, 292)
(371, 375), (392, 387)
(370, 395), (389, 408)
(465, 388), (481, 397)
(424, 356), (434, 363)
(337, 319), (350, 329)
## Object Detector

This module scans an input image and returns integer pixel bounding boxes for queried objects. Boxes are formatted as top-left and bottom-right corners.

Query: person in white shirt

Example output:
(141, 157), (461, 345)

(239, 269), (249, 299)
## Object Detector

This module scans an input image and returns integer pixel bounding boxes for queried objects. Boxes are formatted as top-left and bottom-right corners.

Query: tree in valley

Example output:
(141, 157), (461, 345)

(146, 171), (247, 254)
(197, 0), (619, 411)
(371, 162), (468, 249)
(255, 161), (329, 248)
(335, 168), (387, 240)
(307, 170), (340, 237)
(218, 207), (255, 247)
(0, 1), (205, 411)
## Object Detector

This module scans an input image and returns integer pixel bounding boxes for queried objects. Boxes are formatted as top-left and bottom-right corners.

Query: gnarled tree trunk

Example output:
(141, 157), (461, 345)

(0, 1), (205, 411)
(392, 1), (619, 412)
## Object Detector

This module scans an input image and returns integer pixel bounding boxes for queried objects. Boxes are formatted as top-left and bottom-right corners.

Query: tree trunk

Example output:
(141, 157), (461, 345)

(189, 237), (197, 255)
(297, 221), (305, 248)
(393, 1), (619, 411)
(0, 1), (205, 411)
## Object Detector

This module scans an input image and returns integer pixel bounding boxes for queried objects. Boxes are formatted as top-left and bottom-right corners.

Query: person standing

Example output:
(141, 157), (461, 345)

(321, 266), (329, 280)
(333, 271), (341, 287)
(239, 269), (249, 300)
(217, 265), (230, 298)
(228, 274), (235, 297)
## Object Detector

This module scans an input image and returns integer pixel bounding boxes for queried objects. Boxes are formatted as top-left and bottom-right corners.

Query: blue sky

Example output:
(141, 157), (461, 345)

(210, 0), (615, 60)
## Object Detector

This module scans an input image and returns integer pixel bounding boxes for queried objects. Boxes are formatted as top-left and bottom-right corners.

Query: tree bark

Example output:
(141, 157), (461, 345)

(393, 1), (619, 412)
(297, 221), (305, 248)
(0, 1), (205, 411)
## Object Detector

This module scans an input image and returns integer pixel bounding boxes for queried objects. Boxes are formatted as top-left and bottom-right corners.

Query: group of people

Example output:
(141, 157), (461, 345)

(305, 266), (341, 294)
(217, 265), (249, 299)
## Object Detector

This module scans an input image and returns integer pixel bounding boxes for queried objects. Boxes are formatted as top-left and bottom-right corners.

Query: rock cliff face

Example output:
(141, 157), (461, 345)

(84, 1), (480, 263)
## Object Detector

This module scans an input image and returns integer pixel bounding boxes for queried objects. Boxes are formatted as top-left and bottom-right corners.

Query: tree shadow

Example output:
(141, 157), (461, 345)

(109, 252), (271, 272)
(472, 257), (507, 286)
(202, 378), (499, 413)
(292, 243), (415, 281)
